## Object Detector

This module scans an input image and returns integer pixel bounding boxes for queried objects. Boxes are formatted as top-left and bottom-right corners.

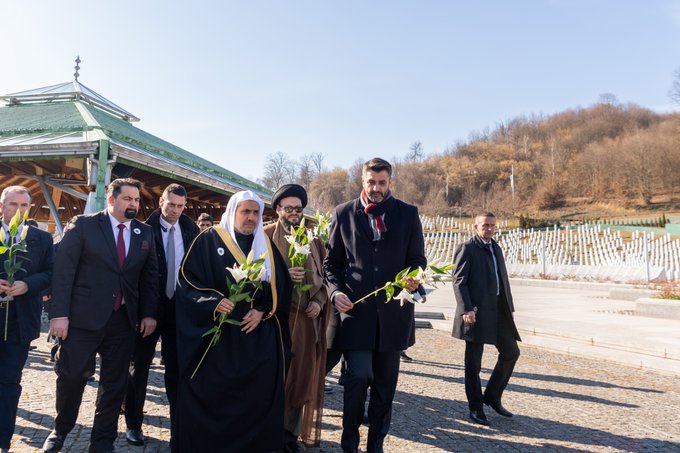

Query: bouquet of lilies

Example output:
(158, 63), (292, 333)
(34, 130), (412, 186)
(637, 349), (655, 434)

(310, 211), (331, 244)
(0, 209), (30, 341)
(191, 250), (267, 378)
(285, 219), (314, 334)
(353, 260), (456, 307)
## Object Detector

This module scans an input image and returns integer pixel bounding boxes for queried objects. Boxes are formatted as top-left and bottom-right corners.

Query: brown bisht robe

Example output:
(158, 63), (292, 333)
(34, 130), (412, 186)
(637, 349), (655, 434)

(264, 222), (330, 447)
(173, 226), (292, 453)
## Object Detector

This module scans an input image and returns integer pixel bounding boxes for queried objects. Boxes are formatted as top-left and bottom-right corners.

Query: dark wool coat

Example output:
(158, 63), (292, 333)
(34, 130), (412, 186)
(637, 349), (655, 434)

(451, 233), (521, 344)
(323, 196), (426, 352)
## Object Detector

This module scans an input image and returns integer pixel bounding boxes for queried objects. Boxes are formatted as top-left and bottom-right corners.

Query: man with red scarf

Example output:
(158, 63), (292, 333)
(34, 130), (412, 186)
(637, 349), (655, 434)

(324, 157), (426, 453)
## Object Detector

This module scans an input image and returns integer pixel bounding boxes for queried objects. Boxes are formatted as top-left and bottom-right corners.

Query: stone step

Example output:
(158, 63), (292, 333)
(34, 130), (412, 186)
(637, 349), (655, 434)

(414, 320), (432, 329)
(414, 311), (446, 320)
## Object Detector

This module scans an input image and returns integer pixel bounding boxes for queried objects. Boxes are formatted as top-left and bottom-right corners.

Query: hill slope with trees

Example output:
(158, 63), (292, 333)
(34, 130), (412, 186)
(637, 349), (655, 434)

(260, 100), (680, 218)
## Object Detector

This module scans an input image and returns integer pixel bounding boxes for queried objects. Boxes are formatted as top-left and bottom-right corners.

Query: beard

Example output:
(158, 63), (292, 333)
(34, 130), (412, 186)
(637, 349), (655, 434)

(124, 208), (138, 220)
(367, 191), (386, 203)
(280, 216), (301, 230)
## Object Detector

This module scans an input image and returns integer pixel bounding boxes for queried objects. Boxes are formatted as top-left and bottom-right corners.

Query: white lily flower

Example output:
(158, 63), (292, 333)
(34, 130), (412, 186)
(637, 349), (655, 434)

(285, 235), (296, 246)
(226, 264), (248, 282)
(306, 229), (315, 243)
(413, 267), (426, 284)
(393, 289), (415, 307)
(292, 242), (311, 256)
(20, 225), (29, 241)
(246, 250), (254, 265)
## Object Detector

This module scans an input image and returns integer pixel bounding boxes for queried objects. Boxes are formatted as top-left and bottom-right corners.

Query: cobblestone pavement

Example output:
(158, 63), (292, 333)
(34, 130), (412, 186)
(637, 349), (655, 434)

(11, 329), (680, 452)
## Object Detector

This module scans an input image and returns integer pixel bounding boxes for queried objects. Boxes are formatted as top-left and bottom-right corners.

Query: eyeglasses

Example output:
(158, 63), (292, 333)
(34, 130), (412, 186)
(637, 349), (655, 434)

(280, 206), (303, 214)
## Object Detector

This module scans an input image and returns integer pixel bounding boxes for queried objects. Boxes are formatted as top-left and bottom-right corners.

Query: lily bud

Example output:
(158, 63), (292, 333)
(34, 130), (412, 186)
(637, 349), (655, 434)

(0, 227), (6, 245)
(20, 225), (29, 241)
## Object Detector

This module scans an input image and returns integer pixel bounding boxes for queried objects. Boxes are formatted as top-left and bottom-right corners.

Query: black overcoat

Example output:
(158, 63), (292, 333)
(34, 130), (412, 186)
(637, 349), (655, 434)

(451, 234), (520, 344)
(323, 196), (426, 352)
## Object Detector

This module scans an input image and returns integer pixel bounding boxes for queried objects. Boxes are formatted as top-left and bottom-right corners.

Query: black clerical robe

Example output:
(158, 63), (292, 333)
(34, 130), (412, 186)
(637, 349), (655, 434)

(173, 227), (292, 453)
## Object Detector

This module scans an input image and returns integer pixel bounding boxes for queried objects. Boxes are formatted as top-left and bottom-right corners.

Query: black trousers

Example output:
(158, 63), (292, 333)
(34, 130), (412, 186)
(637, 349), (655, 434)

(54, 307), (135, 453)
(464, 296), (520, 411)
(124, 298), (178, 432)
(339, 349), (400, 453)
(326, 348), (343, 375)
(0, 304), (29, 450)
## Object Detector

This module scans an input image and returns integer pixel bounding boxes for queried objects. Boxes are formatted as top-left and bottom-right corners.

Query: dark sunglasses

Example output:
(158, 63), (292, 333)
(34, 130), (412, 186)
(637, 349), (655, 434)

(280, 206), (303, 213)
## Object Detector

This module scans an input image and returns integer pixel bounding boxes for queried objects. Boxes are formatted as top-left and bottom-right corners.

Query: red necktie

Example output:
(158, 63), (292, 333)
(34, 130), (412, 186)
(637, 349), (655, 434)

(114, 224), (126, 311)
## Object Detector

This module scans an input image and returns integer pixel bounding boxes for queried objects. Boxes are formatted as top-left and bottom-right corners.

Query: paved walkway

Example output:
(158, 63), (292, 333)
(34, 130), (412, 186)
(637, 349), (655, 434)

(8, 281), (680, 452)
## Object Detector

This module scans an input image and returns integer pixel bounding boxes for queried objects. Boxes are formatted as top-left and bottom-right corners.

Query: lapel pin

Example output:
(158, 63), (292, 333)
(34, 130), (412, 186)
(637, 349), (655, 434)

(133, 228), (141, 235)
(217, 247), (225, 256)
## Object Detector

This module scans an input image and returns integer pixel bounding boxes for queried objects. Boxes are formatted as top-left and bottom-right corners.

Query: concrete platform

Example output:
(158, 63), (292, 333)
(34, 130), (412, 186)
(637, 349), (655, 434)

(416, 279), (680, 376)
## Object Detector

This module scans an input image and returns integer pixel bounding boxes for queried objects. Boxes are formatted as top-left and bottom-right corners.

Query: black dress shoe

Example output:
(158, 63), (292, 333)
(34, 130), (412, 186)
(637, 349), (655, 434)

(283, 440), (302, 453)
(400, 350), (413, 362)
(43, 431), (67, 452)
(483, 397), (513, 417)
(469, 408), (489, 426)
(126, 429), (145, 446)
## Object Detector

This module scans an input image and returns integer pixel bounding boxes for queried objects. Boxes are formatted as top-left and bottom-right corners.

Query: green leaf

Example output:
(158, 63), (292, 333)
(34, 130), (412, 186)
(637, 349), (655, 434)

(406, 268), (419, 278)
(298, 283), (314, 292)
(395, 267), (411, 281)
(230, 292), (250, 302)
(224, 318), (242, 326)
(385, 285), (395, 302)
(202, 326), (218, 337)
(0, 246), (7, 254)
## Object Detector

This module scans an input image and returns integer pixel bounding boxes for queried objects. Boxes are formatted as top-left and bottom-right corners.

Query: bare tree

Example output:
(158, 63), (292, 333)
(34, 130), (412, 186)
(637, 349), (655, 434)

(260, 151), (296, 190)
(297, 154), (315, 189)
(598, 92), (619, 105)
(310, 152), (326, 174)
(406, 140), (424, 162)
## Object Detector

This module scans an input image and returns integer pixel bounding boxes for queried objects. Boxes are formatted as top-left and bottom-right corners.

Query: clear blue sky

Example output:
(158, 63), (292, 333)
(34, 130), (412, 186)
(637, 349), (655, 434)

(2, 0), (679, 182)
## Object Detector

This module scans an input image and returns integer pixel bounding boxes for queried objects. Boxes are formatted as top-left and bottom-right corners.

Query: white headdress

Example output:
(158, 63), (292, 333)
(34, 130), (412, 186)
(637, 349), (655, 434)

(220, 190), (271, 281)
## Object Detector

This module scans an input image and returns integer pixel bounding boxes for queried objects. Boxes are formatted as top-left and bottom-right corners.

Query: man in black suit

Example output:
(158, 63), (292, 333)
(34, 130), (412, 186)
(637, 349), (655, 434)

(452, 212), (521, 426)
(44, 178), (159, 453)
(324, 157), (426, 453)
(0, 186), (54, 453)
(124, 183), (199, 446)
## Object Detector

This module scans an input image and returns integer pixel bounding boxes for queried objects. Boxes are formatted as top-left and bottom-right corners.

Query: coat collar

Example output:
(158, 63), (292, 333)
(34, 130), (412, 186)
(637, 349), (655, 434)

(472, 233), (497, 249)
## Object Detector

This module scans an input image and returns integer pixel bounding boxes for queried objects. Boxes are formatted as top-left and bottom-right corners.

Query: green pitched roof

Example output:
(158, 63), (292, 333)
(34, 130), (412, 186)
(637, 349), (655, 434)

(0, 98), (270, 195)
(0, 103), (89, 135)
(82, 104), (263, 191)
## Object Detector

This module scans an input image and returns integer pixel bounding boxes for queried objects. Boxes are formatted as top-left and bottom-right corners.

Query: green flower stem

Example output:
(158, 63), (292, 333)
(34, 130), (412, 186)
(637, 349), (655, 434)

(290, 291), (302, 337)
(190, 284), (260, 379)
(4, 303), (8, 341)
(352, 283), (393, 305)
